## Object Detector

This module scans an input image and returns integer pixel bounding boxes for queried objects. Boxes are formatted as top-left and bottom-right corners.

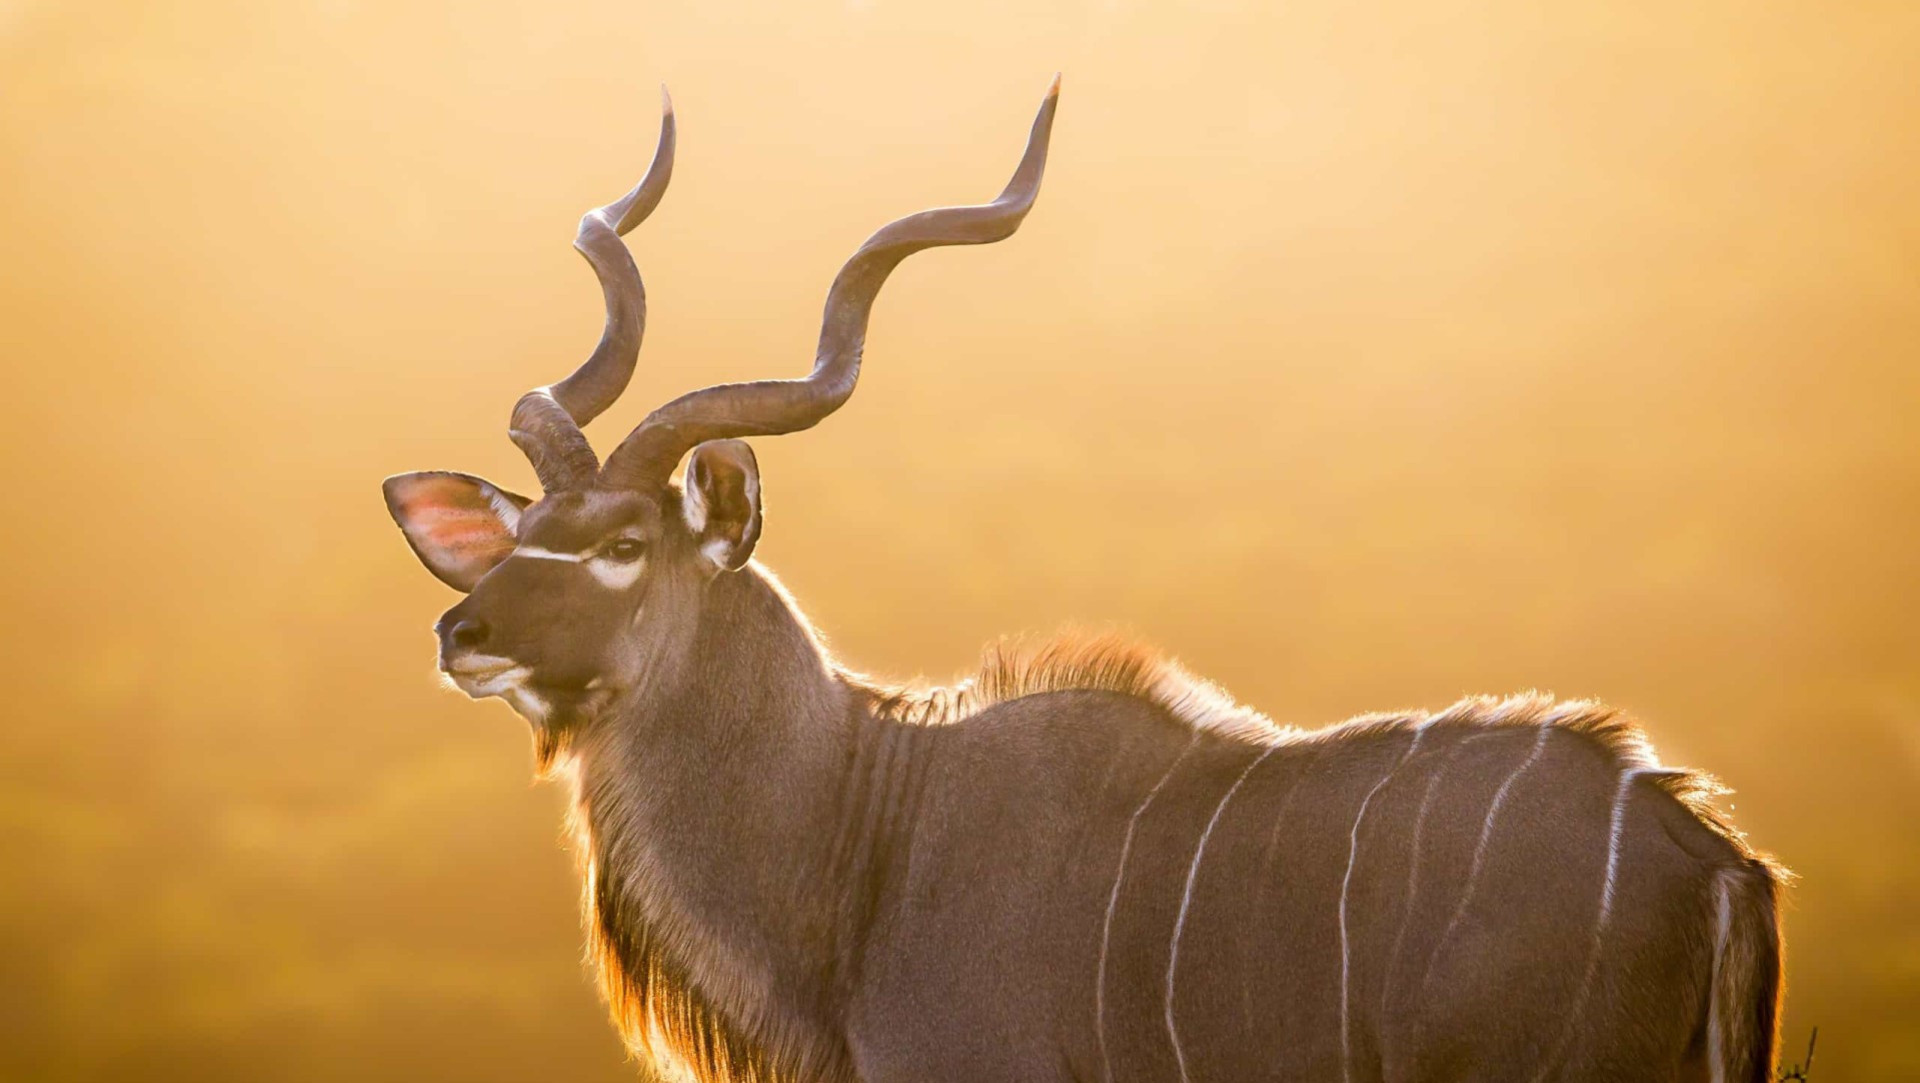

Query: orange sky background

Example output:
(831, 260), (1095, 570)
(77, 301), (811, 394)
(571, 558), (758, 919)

(2, 1), (1915, 1079)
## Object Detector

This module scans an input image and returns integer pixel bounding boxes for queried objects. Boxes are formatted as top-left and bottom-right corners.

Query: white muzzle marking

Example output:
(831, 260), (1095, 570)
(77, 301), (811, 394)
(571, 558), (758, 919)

(442, 653), (533, 698)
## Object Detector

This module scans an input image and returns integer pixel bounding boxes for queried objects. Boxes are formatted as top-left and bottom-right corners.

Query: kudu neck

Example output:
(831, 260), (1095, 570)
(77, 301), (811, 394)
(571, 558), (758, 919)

(565, 563), (873, 1073)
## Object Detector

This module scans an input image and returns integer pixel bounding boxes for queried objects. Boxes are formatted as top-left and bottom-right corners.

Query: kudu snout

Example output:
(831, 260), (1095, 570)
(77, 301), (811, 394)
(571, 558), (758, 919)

(434, 597), (499, 669)
(437, 614), (490, 655)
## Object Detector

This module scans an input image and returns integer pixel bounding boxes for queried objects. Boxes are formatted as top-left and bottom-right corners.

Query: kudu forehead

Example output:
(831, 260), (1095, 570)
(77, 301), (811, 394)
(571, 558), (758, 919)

(517, 488), (663, 551)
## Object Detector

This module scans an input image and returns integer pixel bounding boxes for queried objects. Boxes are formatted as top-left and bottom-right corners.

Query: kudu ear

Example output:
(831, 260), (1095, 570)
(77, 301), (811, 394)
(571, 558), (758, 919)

(682, 440), (762, 572)
(382, 471), (531, 593)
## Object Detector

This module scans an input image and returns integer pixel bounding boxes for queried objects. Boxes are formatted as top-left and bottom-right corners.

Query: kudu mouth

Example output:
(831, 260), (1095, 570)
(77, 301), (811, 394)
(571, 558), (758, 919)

(439, 654), (614, 742)
(438, 651), (530, 697)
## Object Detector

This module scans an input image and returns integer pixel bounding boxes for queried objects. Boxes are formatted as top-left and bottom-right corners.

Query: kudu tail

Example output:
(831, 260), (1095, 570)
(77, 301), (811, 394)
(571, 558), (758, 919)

(1707, 863), (1785, 1083)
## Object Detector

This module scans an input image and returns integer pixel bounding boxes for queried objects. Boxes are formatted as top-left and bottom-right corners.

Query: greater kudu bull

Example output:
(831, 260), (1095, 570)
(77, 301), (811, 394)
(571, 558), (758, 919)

(381, 80), (1785, 1082)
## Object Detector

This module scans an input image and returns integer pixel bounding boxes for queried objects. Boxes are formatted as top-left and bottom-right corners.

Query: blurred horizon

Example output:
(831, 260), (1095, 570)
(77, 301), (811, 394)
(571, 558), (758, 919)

(2, 0), (1916, 1079)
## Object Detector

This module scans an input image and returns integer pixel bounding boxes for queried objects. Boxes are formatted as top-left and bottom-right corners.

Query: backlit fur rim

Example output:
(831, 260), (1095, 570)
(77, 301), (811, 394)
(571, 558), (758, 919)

(874, 629), (1785, 877)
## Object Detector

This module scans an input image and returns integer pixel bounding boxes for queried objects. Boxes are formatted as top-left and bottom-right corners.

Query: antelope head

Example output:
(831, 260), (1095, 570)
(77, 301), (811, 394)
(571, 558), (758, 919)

(382, 82), (1058, 737)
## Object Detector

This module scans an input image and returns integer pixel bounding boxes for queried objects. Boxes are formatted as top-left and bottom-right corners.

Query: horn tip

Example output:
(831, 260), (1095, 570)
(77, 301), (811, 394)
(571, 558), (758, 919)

(659, 83), (674, 115)
(1046, 72), (1061, 98)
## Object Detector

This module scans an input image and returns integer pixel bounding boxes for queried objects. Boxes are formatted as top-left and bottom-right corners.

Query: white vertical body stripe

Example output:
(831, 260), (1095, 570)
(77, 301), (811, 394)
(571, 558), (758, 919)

(1707, 872), (1734, 1083)
(1377, 737), (1468, 1019)
(1421, 723), (1554, 998)
(1596, 769), (1644, 925)
(1165, 744), (1278, 1082)
(1240, 756), (1309, 1034)
(1339, 725), (1429, 1083)
(1096, 736), (1197, 1083)
(1528, 767), (1648, 1082)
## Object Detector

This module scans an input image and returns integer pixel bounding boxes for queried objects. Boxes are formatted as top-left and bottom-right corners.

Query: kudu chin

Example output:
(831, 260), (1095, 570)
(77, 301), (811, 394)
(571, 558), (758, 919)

(381, 78), (1785, 1083)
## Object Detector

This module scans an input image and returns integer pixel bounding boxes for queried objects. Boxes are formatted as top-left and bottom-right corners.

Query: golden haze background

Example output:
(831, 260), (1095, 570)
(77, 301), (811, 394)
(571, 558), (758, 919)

(2, 0), (1916, 1078)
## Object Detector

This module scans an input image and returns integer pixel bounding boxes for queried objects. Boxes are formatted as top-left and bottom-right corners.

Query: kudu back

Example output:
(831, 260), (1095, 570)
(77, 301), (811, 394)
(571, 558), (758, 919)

(381, 80), (1784, 1083)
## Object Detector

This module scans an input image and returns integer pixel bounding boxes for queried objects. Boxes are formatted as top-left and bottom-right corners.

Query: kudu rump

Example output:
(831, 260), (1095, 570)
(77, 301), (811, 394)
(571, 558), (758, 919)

(382, 81), (1784, 1082)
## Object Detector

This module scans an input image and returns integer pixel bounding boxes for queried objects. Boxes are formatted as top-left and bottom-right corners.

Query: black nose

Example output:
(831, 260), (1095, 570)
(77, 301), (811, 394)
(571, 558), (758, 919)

(439, 618), (490, 653)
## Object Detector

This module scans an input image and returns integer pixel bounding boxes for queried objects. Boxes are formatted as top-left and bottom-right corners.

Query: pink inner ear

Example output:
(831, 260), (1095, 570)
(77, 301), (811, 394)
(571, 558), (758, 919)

(412, 507), (514, 558)
(391, 476), (517, 567)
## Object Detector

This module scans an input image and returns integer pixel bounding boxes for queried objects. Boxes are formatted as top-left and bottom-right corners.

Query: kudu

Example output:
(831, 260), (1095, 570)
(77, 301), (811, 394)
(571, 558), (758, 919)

(382, 81), (1785, 1083)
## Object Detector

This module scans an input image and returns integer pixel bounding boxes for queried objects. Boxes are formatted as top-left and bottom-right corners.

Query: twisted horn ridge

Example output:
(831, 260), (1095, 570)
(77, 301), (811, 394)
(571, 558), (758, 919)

(597, 75), (1060, 493)
(509, 87), (677, 492)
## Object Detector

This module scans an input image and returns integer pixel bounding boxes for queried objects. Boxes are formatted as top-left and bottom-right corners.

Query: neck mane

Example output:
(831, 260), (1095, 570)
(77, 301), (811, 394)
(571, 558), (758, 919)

(860, 630), (1286, 744)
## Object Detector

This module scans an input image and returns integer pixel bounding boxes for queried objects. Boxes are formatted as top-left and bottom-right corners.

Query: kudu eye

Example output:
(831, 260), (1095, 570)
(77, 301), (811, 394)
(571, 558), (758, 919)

(606, 538), (645, 563)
